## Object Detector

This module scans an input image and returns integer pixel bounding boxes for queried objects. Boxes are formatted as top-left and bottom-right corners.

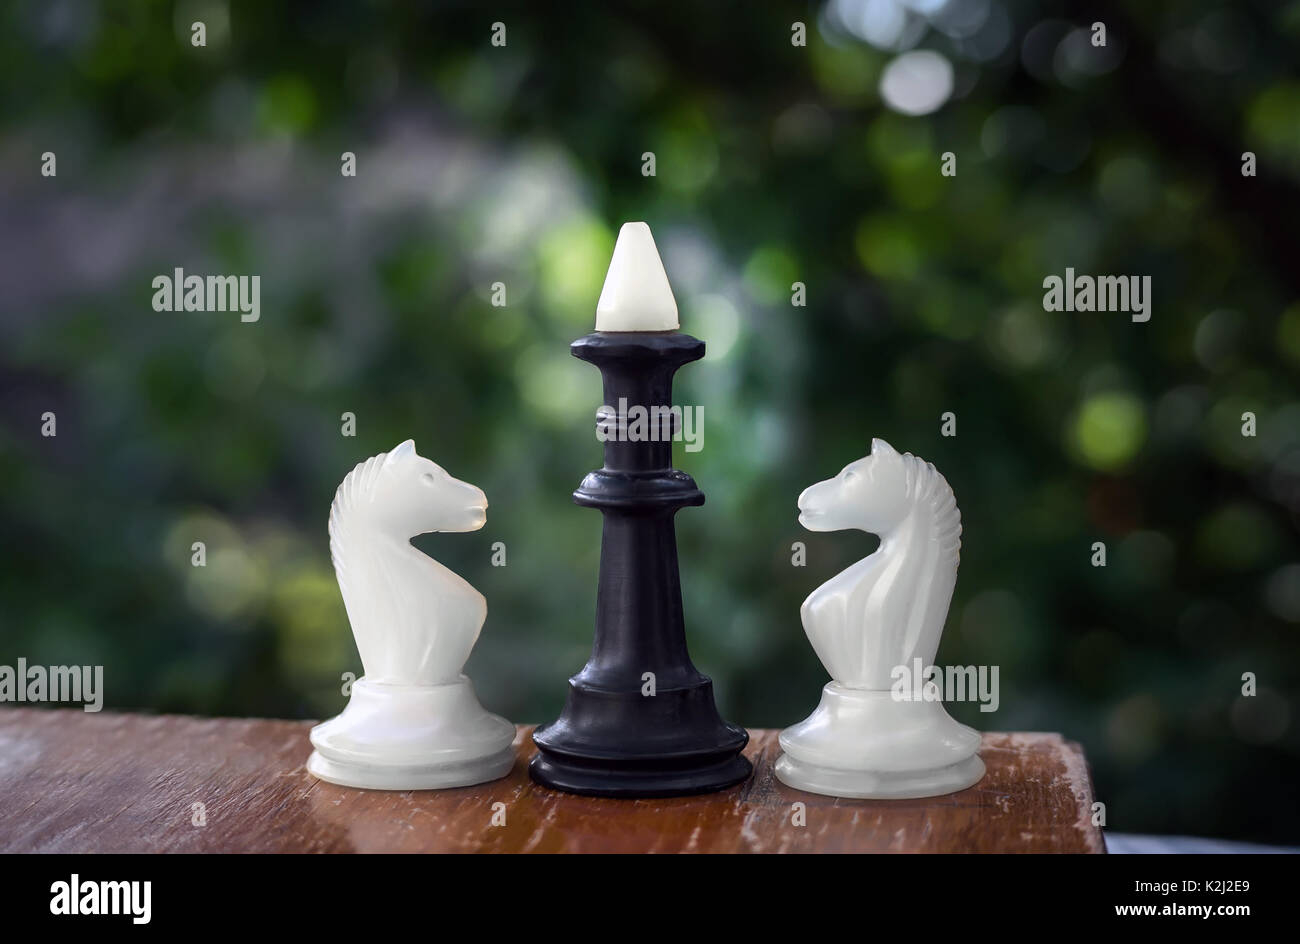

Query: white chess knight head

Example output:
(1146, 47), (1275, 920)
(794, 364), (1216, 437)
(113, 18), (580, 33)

(796, 438), (962, 688)
(797, 438), (913, 534)
(360, 439), (487, 536)
(328, 440), (489, 686)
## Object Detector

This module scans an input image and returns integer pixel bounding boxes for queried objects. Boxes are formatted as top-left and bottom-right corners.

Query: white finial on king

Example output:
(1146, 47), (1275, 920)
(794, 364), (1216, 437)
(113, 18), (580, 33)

(776, 438), (986, 799)
(594, 221), (679, 331)
(307, 440), (515, 790)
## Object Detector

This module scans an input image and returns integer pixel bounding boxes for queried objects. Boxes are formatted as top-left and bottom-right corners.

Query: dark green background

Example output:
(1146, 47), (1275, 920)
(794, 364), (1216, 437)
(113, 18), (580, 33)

(2, 1), (1298, 843)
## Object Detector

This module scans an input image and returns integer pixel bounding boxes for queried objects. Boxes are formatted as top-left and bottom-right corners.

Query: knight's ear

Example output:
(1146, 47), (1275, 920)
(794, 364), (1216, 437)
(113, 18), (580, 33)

(386, 439), (418, 465)
(871, 437), (897, 457)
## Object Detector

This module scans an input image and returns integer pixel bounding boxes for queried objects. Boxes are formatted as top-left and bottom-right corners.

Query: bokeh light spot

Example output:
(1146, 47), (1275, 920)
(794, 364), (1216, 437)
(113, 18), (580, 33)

(855, 215), (922, 279)
(537, 216), (615, 327)
(257, 74), (318, 133)
(1072, 392), (1147, 470)
(689, 294), (741, 361)
(879, 50), (953, 116)
(742, 246), (799, 305)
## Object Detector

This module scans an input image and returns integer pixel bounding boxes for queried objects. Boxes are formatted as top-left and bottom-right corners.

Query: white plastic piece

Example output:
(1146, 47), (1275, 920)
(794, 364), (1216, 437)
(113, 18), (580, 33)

(308, 440), (515, 790)
(594, 221), (680, 331)
(777, 438), (985, 798)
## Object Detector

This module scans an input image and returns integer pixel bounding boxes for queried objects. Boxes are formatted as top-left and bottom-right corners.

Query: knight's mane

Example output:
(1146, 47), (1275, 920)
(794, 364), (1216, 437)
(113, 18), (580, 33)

(879, 449), (964, 666)
(897, 451), (962, 558)
(328, 450), (392, 563)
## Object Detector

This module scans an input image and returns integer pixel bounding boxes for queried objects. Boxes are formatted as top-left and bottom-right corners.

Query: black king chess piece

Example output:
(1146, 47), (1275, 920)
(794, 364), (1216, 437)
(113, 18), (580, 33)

(530, 223), (752, 797)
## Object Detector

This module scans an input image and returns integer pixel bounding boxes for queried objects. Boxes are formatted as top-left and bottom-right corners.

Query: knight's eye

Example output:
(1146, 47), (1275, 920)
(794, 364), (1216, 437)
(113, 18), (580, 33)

(421, 473), (438, 485)
(843, 470), (858, 484)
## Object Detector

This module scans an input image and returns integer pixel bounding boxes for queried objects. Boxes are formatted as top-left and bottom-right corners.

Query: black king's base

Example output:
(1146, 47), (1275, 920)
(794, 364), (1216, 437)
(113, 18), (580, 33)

(530, 331), (752, 797)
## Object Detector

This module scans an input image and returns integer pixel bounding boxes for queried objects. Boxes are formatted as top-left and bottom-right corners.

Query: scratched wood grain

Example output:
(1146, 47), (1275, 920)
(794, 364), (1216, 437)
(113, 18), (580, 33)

(0, 709), (1103, 853)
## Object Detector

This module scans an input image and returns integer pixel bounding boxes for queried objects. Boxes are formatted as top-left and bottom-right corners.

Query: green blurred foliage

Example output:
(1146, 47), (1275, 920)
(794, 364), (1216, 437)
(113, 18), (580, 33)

(1, 0), (1298, 842)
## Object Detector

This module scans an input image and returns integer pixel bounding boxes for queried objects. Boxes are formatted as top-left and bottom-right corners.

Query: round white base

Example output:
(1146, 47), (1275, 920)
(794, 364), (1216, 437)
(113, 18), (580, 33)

(776, 682), (985, 799)
(307, 745), (515, 791)
(775, 752), (985, 799)
(308, 675), (516, 791)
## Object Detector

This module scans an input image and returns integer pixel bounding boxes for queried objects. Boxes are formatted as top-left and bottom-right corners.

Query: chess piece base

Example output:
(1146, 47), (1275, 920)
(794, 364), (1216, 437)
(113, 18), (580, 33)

(529, 751), (752, 799)
(531, 677), (752, 797)
(775, 683), (985, 799)
(308, 676), (515, 790)
(774, 752), (985, 799)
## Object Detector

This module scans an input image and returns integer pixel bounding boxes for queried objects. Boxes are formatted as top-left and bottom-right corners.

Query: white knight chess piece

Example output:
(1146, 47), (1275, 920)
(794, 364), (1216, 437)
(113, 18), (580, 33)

(308, 440), (515, 790)
(777, 438), (985, 799)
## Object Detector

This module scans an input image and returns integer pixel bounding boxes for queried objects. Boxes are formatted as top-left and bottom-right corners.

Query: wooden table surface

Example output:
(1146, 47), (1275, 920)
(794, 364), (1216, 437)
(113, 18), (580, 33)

(0, 708), (1104, 853)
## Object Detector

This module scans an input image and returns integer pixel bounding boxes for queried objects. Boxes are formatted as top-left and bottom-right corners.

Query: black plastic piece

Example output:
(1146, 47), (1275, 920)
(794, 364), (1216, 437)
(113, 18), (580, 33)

(530, 331), (752, 797)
